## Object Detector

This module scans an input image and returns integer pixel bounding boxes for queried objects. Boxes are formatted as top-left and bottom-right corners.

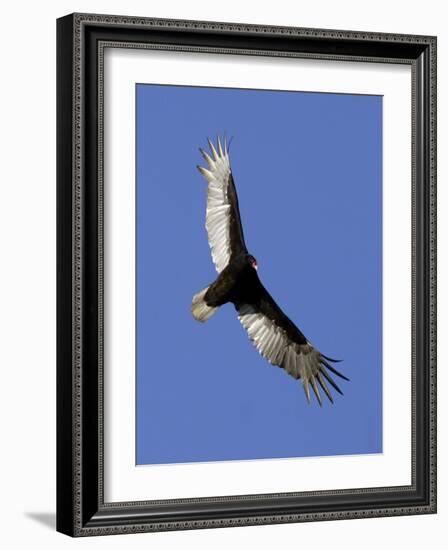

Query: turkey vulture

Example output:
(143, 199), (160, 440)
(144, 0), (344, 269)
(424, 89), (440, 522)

(192, 137), (348, 405)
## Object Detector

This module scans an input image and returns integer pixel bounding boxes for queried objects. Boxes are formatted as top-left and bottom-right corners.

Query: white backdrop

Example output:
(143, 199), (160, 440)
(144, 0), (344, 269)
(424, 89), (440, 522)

(0, 1), (445, 548)
(105, 50), (412, 502)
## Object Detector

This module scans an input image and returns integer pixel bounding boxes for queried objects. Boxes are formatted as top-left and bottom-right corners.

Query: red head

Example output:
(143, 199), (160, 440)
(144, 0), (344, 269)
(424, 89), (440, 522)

(247, 254), (258, 271)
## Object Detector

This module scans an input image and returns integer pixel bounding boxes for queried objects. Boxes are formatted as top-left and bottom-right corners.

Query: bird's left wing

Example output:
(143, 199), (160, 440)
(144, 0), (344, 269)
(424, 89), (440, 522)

(197, 137), (247, 273)
(236, 279), (348, 405)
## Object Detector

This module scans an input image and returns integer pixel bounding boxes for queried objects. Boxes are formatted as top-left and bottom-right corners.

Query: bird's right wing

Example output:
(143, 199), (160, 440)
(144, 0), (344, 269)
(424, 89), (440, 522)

(197, 137), (247, 273)
(236, 278), (348, 405)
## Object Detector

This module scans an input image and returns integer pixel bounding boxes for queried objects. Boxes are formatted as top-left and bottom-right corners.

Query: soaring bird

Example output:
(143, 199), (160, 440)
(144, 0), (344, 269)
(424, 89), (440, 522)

(192, 137), (348, 405)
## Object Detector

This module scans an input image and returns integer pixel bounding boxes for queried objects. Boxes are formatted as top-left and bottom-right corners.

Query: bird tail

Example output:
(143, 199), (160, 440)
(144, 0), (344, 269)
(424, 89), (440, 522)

(191, 286), (218, 322)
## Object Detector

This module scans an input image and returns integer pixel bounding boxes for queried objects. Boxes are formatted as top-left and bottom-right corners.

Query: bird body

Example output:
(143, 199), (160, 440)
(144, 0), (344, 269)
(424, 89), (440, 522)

(206, 253), (259, 307)
(191, 253), (254, 322)
(192, 137), (348, 405)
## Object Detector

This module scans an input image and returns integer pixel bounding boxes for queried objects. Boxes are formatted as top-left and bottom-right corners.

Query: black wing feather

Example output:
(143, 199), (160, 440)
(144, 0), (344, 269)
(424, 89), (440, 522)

(253, 277), (307, 346)
(236, 275), (347, 405)
(227, 172), (248, 258)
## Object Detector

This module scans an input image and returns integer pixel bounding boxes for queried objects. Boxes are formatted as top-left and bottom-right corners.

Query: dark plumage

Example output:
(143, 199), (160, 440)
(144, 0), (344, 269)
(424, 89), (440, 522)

(192, 137), (348, 405)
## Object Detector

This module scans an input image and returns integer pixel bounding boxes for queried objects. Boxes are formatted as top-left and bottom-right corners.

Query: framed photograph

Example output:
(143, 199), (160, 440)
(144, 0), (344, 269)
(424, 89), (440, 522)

(57, 13), (437, 537)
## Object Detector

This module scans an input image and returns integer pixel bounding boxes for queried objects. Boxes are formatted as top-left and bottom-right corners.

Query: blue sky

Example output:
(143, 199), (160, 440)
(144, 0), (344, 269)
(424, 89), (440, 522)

(136, 83), (382, 465)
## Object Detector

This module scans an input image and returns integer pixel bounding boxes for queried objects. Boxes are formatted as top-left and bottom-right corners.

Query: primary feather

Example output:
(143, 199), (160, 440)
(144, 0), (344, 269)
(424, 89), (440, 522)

(237, 300), (346, 406)
(197, 137), (247, 273)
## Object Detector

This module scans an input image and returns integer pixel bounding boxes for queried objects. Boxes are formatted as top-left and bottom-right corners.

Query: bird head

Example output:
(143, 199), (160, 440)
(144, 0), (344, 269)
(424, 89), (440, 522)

(247, 254), (258, 271)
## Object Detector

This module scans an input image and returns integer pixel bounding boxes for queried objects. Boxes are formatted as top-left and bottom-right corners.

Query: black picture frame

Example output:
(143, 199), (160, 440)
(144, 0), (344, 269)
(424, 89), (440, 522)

(57, 13), (437, 537)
